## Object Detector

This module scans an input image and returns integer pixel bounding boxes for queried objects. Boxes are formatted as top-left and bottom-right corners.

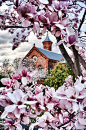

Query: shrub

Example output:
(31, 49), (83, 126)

(43, 62), (75, 90)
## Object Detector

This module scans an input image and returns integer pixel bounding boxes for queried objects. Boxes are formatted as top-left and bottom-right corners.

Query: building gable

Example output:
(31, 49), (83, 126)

(23, 45), (48, 61)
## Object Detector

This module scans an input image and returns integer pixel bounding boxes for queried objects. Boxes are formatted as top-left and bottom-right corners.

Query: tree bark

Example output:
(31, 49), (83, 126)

(58, 43), (77, 75)
(78, 54), (86, 69)
(71, 45), (82, 76)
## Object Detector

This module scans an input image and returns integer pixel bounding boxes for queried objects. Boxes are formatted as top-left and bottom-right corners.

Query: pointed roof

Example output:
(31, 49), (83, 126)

(43, 31), (52, 43)
(37, 47), (65, 61)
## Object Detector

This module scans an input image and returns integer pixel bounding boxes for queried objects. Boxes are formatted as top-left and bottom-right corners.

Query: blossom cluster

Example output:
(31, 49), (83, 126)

(0, 0), (86, 49)
(0, 66), (86, 130)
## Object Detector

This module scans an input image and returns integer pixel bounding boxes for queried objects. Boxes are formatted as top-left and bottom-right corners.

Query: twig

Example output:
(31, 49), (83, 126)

(58, 110), (75, 129)
(78, 9), (86, 32)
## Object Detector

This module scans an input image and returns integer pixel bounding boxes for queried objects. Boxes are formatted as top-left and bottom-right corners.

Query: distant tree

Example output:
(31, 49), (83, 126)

(43, 62), (75, 90)
(0, 59), (14, 77)
(22, 57), (36, 71)
(13, 58), (22, 70)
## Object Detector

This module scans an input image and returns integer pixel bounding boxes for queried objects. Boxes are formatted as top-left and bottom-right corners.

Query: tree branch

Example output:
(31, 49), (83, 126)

(58, 109), (75, 129)
(71, 45), (82, 76)
(0, 25), (44, 29)
(78, 9), (86, 32)
(78, 54), (86, 69)
(58, 43), (75, 75)
(0, 25), (33, 29)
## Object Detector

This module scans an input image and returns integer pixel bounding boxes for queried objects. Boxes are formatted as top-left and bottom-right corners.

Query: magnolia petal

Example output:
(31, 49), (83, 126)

(0, 95), (5, 99)
(75, 83), (84, 92)
(1, 111), (8, 119)
(26, 13), (34, 18)
(46, 103), (54, 111)
(22, 67), (27, 77)
(39, 0), (49, 4)
(5, 104), (17, 112)
(18, 104), (26, 109)
(21, 77), (27, 85)
(16, 124), (22, 130)
(61, 16), (69, 26)
(14, 108), (20, 118)
(79, 118), (86, 125)
(72, 102), (79, 112)
(55, 96), (67, 100)
(58, 10), (63, 18)
(25, 101), (37, 104)
(59, 114), (63, 123)
(13, 89), (24, 103)
(29, 123), (39, 130)
(17, 63), (23, 74)
(65, 87), (75, 98)
(7, 93), (17, 103)
(23, 116), (30, 124)
(39, 105), (45, 110)
(27, 75), (32, 83)
(15, 81), (20, 89)
(20, 108), (25, 113)
(34, 22), (40, 32)
(55, 23), (65, 29)
(22, 20), (30, 27)
(68, 35), (76, 45)
(1, 78), (10, 85)
(55, 31), (61, 37)
(10, 126), (14, 130)
(75, 121), (85, 129)
(66, 26), (74, 36)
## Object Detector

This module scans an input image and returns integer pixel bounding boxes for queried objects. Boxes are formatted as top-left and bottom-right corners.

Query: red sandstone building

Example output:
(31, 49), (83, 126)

(23, 32), (65, 70)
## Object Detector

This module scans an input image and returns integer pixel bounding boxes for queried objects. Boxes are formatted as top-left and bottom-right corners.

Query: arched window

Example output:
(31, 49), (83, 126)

(32, 55), (38, 62)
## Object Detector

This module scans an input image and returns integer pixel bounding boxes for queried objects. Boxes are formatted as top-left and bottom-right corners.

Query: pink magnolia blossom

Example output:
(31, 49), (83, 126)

(1, 89), (37, 119)
(30, 112), (58, 130)
(68, 35), (76, 45)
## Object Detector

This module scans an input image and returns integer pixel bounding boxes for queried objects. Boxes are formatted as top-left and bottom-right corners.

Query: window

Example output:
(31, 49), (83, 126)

(33, 56), (38, 62)
(50, 66), (52, 70)
(38, 65), (43, 71)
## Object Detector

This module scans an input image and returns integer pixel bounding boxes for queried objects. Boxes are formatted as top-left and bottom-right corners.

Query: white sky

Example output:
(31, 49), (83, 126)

(0, 30), (63, 65)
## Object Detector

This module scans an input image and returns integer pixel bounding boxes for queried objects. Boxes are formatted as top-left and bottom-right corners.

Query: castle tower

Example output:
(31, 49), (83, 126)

(42, 31), (52, 51)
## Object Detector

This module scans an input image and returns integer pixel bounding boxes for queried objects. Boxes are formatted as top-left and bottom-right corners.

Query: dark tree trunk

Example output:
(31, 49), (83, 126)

(71, 45), (82, 76)
(58, 43), (75, 74)
(58, 43), (82, 77)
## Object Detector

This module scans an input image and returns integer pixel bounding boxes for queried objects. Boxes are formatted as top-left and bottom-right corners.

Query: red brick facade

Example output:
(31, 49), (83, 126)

(23, 32), (64, 70)
(23, 44), (57, 70)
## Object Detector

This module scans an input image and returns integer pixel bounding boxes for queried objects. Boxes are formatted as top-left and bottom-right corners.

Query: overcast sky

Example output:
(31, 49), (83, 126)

(0, 30), (63, 65)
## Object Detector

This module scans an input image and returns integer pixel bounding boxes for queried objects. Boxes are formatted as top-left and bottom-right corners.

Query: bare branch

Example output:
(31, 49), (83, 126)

(78, 9), (86, 32)
(71, 45), (82, 76)
(58, 109), (75, 129)
(58, 43), (75, 75)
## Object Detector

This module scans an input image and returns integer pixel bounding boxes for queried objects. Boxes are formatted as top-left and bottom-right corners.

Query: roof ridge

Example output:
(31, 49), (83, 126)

(37, 47), (61, 55)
